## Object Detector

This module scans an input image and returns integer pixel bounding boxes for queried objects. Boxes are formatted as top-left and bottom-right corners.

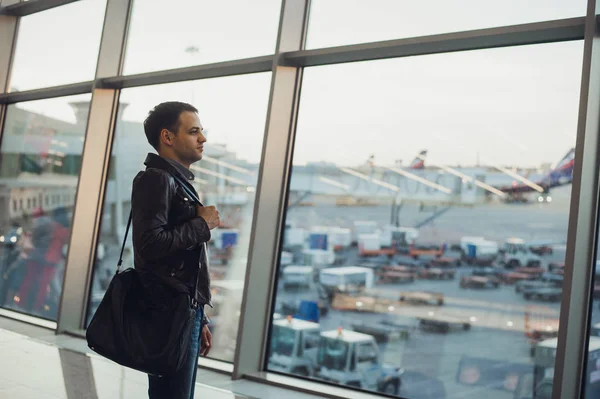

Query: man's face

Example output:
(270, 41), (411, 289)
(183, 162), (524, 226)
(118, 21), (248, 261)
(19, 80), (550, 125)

(169, 111), (206, 166)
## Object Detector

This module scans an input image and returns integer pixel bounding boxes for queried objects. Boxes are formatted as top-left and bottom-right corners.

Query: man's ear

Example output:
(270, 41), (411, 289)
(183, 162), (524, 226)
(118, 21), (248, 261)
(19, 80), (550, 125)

(159, 128), (173, 147)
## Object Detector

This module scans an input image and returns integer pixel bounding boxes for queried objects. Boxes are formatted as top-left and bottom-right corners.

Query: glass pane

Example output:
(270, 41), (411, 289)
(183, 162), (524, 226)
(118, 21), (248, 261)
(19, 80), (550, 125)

(122, 0), (281, 75)
(0, 94), (91, 321)
(307, 0), (587, 49)
(85, 73), (271, 363)
(267, 41), (582, 398)
(9, 0), (106, 92)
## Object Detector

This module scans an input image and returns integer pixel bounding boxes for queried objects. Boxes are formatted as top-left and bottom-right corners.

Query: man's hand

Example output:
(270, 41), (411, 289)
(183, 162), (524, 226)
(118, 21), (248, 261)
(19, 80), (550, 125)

(197, 205), (220, 230)
(200, 325), (212, 357)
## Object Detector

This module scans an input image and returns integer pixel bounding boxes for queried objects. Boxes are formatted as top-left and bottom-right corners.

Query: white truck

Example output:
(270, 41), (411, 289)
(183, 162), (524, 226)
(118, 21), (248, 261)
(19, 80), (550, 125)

(268, 317), (321, 377)
(282, 266), (313, 290)
(319, 267), (374, 295)
(502, 237), (542, 269)
(316, 329), (404, 395)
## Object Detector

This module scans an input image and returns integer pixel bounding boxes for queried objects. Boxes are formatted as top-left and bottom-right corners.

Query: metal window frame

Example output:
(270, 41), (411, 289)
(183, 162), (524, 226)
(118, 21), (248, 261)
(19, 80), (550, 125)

(232, 0), (309, 379)
(0, 0), (82, 17)
(0, 0), (599, 397)
(56, 0), (133, 333)
(553, 2), (600, 399)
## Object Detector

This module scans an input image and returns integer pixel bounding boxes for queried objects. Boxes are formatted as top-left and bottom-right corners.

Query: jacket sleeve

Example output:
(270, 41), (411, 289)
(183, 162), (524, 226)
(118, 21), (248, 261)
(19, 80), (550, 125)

(132, 169), (211, 261)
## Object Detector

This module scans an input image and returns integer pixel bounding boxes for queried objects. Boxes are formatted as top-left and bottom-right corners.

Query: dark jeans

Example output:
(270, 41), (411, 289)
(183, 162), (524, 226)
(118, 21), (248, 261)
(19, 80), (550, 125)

(148, 306), (204, 399)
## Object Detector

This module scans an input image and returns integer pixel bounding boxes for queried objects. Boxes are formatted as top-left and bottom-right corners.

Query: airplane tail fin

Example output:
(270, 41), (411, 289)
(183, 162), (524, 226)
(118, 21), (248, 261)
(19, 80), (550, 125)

(552, 148), (575, 172)
(546, 147), (575, 187)
(409, 150), (427, 169)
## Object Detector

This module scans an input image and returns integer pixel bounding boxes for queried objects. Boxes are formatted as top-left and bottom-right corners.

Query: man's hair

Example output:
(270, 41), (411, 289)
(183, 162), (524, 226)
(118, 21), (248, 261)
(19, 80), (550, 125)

(143, 101), (198, 151)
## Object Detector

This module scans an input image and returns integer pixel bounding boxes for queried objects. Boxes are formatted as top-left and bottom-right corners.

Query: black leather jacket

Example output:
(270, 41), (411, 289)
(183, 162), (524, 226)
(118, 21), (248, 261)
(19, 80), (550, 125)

(131, 153), (212, 307)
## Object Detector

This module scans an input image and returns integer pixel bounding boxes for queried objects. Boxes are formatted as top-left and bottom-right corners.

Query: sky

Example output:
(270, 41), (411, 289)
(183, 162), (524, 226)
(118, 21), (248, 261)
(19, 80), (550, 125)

(5, 0), (589, 168)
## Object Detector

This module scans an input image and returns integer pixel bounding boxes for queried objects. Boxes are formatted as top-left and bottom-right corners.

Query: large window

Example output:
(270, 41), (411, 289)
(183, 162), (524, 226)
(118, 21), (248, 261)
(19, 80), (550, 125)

(306, 0), (587, 49)
(267, 42), (582, 398)
(8, 0), (106, 91)
(122, 0), (282, 75)
(0, 94), (90, 321)
(583, 223), (600, 397)
(85, 73), (271, 363)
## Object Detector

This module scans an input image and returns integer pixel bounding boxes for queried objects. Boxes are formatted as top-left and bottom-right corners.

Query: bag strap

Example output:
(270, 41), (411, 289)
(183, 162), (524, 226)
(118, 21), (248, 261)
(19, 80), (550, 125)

(116, 171), (208, 274)
(172, 174), (202, 205)
(116, 210), (132, 274)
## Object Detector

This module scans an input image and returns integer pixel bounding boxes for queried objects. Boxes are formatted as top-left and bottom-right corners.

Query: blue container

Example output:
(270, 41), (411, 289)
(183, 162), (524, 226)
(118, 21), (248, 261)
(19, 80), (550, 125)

(221, 232), (238, 248)
(295, 300), (320, 323)
(309, 233), (328, 250)
(467, 243), (477, 258)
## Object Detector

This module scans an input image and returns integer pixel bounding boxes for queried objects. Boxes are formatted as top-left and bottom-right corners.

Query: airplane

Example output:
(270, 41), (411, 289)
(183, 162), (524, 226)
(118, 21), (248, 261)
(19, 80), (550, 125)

(409, 150), (427, 170)
(494, 148), (575, 204)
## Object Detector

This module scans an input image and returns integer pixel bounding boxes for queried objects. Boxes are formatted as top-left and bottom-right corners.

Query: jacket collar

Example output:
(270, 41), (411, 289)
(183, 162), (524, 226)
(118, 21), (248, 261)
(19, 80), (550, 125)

(144, 153), (195, 182)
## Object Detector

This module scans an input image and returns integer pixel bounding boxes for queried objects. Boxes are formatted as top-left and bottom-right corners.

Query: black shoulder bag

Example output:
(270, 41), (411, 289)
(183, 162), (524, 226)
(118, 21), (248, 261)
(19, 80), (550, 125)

(86, 174), (204, 377)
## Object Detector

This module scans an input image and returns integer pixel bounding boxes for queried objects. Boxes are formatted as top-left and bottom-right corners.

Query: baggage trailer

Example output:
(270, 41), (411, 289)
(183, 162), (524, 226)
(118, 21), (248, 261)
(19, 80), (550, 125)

(417, 315), (471, 334)
(350, 321), (410, 343)
(376, 265), (417, 284)
(399, 291), (444, 306)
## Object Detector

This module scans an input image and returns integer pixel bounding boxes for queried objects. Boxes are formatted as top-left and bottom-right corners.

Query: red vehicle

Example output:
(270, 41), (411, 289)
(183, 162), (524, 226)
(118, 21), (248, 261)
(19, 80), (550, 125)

(409, 243), (445, 259)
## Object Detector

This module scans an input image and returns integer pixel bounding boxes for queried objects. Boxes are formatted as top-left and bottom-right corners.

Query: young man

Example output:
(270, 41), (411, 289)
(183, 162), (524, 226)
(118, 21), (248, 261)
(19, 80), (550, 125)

(131, 101), (220, 399)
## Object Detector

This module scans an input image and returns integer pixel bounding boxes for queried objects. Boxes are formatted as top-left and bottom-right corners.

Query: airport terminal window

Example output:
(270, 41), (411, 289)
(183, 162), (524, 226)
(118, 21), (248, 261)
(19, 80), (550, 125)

(0, 94), (90, 321)
(306, 0), (586, 49)
(266, 41), (583, 398)
(85, 72), (271, 363)
(583, 217), (600, 397)
(122, 0), (281, 75)
(8, 0), (106, 91)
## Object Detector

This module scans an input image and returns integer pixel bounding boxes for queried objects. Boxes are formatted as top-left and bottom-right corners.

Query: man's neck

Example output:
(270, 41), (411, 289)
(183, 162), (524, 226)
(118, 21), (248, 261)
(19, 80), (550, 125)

(158, 152), (190, 169)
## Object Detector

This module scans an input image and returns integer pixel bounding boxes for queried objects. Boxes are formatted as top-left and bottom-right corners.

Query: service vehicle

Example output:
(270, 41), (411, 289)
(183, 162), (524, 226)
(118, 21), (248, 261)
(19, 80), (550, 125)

(316, 329), (404, 395)
(502, 238), (543, 269)
(524, 337), (600, 398)
(268, 317), (321, 377)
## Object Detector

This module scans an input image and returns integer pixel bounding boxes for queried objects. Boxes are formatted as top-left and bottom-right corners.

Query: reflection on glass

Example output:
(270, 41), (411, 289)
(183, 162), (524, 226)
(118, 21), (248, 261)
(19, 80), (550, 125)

(85, 73), (271, 363)
(123, 0), (281, 75)
(9, 0), (106, 91)
(307, 0), (586, 49)
(267, 42), (583, 398)
(0, 94), (90, 320)
(583, 219), (600, 394)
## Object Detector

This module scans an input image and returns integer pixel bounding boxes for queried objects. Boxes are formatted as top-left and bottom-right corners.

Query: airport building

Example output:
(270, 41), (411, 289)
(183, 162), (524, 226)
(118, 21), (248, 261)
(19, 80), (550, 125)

(0, 1), (599, 398)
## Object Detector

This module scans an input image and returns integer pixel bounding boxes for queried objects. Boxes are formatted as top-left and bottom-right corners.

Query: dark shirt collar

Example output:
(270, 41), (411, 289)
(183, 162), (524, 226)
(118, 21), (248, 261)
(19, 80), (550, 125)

(144, 153), (195, 181)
